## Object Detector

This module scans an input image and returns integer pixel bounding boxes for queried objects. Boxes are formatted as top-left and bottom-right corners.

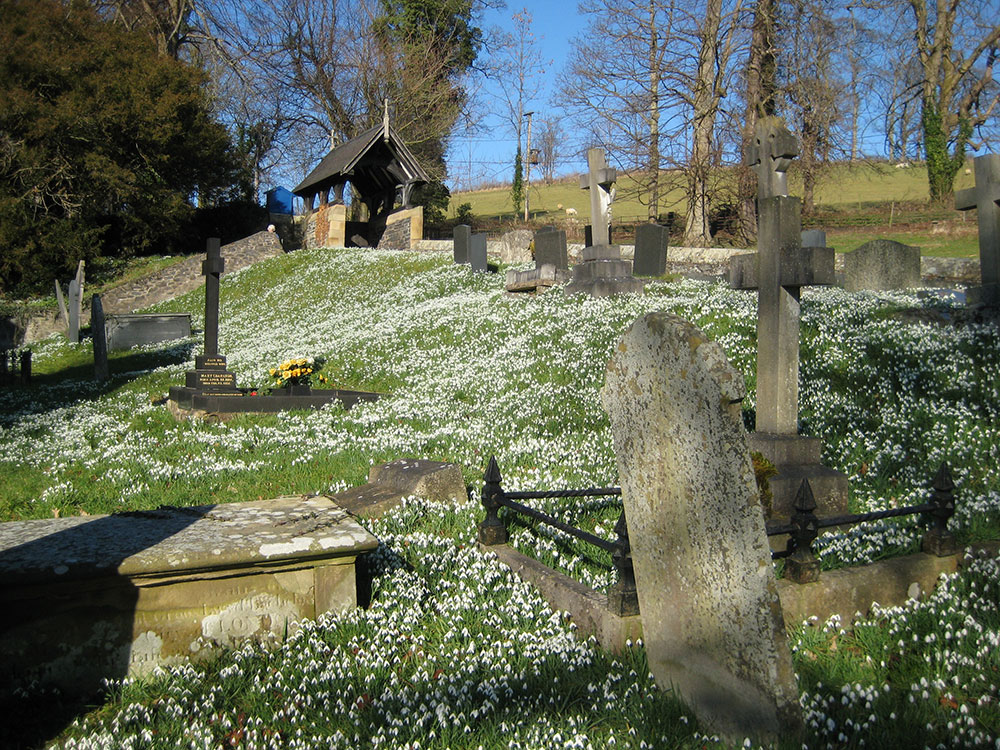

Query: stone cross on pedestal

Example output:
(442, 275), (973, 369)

(955, 153), (1000, 307)
(579, 148), (616, 247)
(730, 121), (846, 520)
(202, 237), (224, 358)
(749, 118), (799, 200)
(731, 121), (834, 435)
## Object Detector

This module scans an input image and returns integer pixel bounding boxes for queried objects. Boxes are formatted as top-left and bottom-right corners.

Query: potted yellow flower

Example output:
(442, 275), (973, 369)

(268, 357), (327, 395)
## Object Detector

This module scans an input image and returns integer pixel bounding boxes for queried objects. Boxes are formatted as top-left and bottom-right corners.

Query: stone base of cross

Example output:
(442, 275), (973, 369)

(730, 195), (847, 521)
(956, 154), (1000, 309)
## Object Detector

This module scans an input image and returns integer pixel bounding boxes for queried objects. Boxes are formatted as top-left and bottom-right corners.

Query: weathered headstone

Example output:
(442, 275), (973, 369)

(453, 224), (471, 264)
(469, 232), (488, 273)
(106, 314), (192, 351)
(534, 228), (568, 270)
(566, 149), (644, 297)
(955, 153), (1000, 307)
(729, 120), (846, 519)
(801, 229), (826, 249)
(844, 239), (921, 292)
(633, 224), (669, 276)
(499, 229), (533, 264)
(59, 260), (86, 344)
(91, 294), (109, 382)
(601, 312), (802, 742)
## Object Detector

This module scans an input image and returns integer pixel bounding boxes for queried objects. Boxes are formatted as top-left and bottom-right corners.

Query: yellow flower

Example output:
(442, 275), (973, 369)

(269, 368), (277, 377)
(282, 371), (291, 380)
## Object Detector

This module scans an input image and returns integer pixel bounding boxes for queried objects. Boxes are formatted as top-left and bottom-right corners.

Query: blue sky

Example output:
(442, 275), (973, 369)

(444, 4), (591, 191)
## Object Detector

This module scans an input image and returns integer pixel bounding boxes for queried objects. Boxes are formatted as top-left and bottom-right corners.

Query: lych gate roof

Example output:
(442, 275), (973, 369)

(292, 122), (429, 199)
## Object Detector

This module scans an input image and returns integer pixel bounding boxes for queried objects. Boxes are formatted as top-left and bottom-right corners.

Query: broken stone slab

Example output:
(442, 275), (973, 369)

(505, 264), (571, 293)
(601, 311), (802, 742)
(0, 495), (377, 696)
(333, 458), (467, 517)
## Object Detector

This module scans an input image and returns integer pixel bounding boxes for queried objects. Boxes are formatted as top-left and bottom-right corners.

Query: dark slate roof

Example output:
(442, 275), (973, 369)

(292, 123), (430, 198)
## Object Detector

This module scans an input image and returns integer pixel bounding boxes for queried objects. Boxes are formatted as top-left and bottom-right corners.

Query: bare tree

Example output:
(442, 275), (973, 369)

(904, 0), (1000, 202)
(558, 0), (674, 222)
(536, 116), (563, 183)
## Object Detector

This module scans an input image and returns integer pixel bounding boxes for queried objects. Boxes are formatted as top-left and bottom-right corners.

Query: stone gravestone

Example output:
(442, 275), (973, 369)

(469, 232), (488, 273)
(91, 294), (109, 382)
(453, 224), (471, 264)
(844, 239), (921, 292)
(633, 223), (669, 276)
(601, 312), (802, 742)
(178, 239), (241, 397)
(801, 229), (826, 249)
(106, 314), (192, 351)
(56, 261), (86, 343)
(955, 153), (1000, 308)
(565, 149), (644, 297)
(533, 228), (568, 270)
(729, 119), (847, 520)
(499, 229), (533, 264)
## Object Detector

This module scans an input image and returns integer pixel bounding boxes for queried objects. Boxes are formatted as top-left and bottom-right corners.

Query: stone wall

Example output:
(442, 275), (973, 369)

(378, 207), (424, 250)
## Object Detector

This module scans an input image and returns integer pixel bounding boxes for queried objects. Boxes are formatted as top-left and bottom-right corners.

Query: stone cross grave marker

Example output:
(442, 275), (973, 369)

(579, 148), (616, 247)
(955, 153), (1000, 307)
(91, 294), (109, 382)
(453, 224), (471, 264)
(601, 312), (802, 742)
(182, 238), (238, 393)
(730, 121), (834, 435)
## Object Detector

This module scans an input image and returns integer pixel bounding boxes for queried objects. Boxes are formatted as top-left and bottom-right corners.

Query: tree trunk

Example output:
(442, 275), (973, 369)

(684, 0), (724, 247)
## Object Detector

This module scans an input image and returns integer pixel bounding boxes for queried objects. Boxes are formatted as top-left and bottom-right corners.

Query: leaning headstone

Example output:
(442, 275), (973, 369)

(91, 294), (109, 382)
(601, 312), (802, 742)
(633, 224), (669, 276)
(844, 239), (921, 292)
(67, 279), (81, 343)
(955, 153), (1000, 308)
(469, 233), (488, 273)
(534, 228), (568, 270)
(499, 229), (533, 264)
(453, 224), (471, 264)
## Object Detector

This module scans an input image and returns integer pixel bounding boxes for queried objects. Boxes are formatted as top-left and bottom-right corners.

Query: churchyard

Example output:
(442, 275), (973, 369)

(2, 239), (1000, 747)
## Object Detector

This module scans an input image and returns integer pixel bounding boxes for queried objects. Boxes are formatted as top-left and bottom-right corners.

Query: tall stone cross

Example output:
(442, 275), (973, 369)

(579, 148), (616, 246)
(202, 238), (224, 358)
(955, 153), (1000, 305)
(730, 121), (835, 435)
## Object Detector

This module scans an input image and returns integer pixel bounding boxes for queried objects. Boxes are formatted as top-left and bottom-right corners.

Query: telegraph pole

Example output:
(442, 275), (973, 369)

(524, 111), (535, 222)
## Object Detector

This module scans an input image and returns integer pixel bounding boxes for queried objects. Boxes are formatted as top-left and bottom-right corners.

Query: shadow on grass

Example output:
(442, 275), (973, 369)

(0, 340), (197, 423)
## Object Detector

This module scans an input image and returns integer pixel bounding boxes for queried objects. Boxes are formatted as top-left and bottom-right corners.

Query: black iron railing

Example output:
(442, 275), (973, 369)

(0, 348), (31, 386)
(478, 456), (637, 616)
(766, 462), (956, 583)
(480, 456), (957, 596)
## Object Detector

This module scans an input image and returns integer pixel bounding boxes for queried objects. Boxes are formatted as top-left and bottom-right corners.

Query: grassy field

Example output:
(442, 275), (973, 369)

(449, 161), (980, 256)
(2, 248), (999, 748)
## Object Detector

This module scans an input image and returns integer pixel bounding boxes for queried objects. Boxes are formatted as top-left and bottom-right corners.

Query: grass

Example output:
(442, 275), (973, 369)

(449, 161), (980, 257)
(2, 247), (999, 749)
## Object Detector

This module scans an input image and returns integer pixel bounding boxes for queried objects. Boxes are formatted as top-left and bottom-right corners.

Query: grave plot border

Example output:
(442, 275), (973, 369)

(478, 458), (964, 643)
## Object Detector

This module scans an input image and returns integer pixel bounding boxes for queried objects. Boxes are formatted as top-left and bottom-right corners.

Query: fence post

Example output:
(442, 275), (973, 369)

(607, 509), (639, 616)
(19, 349), (31, 385)
(478, 456), (508, 545)
(784, 479), (821, 584)
(922, 462), (956, 557)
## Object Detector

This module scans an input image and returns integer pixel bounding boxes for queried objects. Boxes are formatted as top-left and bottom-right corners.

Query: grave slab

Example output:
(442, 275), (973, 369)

(453, 224), (471, 264)
(106, 313), (193, 351)
(602, 311), (802, 742)
(0, 496), (377, 697)
(633, 223), (669, 276)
